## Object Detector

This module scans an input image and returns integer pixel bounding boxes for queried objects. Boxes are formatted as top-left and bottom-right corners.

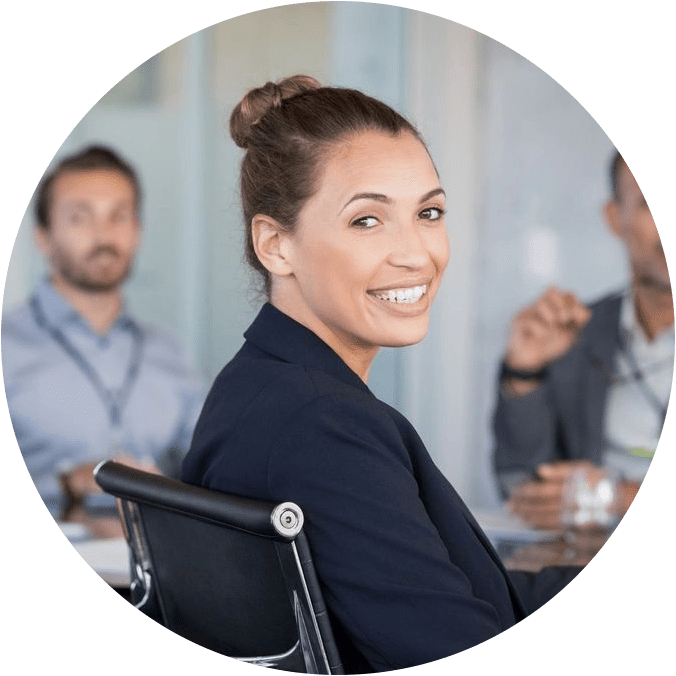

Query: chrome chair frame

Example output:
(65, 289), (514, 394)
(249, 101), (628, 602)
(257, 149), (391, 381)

(94, 460), (344, 674)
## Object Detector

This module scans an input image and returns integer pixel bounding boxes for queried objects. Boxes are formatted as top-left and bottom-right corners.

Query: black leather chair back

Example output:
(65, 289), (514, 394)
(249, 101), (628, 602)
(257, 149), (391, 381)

(94, 460), (344, 674)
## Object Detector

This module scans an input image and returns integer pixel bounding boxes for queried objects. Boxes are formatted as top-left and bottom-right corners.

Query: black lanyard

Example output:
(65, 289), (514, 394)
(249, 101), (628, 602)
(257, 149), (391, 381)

(30, 295), (144, 428)
(617, 327), (670, 429)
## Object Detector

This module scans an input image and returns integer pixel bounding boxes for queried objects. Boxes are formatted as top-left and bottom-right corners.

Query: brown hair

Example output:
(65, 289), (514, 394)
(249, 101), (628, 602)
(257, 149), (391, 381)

(35, 144), (141, 230)
(229, 75), (424, 296)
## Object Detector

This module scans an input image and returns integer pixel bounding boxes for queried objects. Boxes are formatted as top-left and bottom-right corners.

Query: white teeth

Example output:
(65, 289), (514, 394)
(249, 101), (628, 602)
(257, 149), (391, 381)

(373, 285), (427, 304)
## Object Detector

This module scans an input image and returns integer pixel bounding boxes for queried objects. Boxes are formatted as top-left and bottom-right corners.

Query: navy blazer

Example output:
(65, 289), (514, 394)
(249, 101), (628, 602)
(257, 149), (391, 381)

(183, 304), (578, 672)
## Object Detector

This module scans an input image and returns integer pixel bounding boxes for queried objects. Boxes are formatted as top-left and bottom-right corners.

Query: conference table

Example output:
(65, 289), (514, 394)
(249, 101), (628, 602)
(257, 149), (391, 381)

(59, 501), (614, 592)
(58, 500), (129, 590)
(471, 507), (613, 573)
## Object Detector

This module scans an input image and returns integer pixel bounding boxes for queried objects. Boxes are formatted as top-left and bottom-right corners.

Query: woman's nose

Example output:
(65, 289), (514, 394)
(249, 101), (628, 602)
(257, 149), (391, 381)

(388, 223), (430, 269)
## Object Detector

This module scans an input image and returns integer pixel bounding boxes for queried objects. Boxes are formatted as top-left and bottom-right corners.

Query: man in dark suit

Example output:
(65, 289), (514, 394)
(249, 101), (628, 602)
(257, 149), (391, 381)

(493, 151), (673, 528)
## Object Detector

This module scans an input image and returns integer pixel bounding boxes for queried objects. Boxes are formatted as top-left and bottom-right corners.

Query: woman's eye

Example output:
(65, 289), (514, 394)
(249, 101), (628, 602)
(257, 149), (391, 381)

(351, 216), (379, 228)
(419, 207), (445, 221)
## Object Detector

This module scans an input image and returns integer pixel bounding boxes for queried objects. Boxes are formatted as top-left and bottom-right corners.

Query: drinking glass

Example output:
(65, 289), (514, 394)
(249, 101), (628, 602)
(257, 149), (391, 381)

(561, 465), (623, 553)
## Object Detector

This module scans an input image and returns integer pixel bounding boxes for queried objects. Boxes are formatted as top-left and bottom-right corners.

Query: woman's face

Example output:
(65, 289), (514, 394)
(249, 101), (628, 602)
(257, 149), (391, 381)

(277, 129), (449, 377)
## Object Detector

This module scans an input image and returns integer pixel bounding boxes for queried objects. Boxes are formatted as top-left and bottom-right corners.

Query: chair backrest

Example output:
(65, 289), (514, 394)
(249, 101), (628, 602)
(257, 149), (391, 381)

(94, 460), (344, 674)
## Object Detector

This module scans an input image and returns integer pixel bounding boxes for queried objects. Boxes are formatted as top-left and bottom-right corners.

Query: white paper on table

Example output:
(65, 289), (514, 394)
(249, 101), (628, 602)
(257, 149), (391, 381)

(73, 537), (130, 587)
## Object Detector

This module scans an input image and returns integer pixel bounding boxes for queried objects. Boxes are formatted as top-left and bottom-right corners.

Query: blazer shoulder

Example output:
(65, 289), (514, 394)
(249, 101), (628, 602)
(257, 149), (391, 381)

(252, 361), (381, 436)
(199, 349), (377, 443)
(580, 290), (623, 351)
(588, 290), (623, 315)
(267, 384), (413, 479)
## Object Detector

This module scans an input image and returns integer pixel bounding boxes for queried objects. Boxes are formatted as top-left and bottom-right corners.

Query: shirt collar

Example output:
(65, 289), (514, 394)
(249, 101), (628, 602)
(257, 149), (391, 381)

(244, 302), (373, 395)
(33, 277), (137, 334)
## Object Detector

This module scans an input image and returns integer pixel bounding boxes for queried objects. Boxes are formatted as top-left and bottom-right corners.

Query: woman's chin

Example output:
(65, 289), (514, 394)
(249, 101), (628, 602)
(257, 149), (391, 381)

(375, 318), (430, 348)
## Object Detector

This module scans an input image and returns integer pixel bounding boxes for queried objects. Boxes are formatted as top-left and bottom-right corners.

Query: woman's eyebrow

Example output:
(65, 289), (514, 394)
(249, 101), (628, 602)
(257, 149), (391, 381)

(340, 192), (391, 213)
(340, 187), (445, 213)
(418, 188), (446, 204)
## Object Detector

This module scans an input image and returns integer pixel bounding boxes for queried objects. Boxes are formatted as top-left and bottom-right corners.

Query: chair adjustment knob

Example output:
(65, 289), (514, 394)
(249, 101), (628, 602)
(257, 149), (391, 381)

(271, 502), (304, 538)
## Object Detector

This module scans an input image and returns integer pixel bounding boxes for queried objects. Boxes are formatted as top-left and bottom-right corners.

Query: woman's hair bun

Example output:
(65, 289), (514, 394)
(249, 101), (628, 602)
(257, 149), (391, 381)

(230, 75), (322, 149)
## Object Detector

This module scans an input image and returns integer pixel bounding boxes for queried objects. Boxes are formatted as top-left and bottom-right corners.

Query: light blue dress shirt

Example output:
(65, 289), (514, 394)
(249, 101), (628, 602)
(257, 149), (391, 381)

(2, 278), (205, 510)
(603, 289), (674, 481)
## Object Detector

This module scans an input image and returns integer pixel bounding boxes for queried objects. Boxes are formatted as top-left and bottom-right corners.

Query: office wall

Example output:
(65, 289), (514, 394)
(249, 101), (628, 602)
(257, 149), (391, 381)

(2, 3), (622, 507)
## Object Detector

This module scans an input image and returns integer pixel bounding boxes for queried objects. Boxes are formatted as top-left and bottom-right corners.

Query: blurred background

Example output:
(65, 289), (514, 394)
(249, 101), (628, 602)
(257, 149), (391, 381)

(3, 2), (622, 509)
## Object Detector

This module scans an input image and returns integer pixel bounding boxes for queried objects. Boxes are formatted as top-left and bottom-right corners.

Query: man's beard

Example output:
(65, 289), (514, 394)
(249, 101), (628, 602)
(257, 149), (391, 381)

(54, 247), (133, 293)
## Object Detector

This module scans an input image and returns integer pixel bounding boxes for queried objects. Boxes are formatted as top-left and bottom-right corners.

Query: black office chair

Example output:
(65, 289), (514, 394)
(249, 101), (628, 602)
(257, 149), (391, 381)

(94, 460), (344, 674)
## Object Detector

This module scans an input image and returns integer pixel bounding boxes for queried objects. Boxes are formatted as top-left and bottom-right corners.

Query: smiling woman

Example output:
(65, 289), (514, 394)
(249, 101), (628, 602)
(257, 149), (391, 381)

(182, 75), (579, 672)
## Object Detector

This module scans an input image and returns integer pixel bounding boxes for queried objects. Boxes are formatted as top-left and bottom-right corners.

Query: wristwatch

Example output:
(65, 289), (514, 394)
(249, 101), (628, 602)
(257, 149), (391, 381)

(499, 360), (548, 382)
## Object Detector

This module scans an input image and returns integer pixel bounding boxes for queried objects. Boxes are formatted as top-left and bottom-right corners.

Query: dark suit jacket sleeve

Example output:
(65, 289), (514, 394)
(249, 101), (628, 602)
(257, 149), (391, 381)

(492, 381), (560, 498)
(267, 393), (509, 672)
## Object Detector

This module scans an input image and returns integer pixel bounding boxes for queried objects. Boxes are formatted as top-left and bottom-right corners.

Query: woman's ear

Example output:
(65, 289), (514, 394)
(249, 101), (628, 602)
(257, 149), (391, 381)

(251, 215), (294, 277)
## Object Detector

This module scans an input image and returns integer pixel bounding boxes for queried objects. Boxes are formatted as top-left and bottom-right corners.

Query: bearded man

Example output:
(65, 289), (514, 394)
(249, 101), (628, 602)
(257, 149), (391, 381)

(2, 145), (204, 512)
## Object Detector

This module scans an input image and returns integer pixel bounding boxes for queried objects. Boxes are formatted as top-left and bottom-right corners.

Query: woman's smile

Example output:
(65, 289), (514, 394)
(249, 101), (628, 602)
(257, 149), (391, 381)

(367, 281), (430, 313)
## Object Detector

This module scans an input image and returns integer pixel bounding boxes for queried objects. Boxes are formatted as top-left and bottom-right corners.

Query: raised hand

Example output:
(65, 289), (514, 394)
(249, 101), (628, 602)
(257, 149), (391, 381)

(505, 286), (592, 372)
